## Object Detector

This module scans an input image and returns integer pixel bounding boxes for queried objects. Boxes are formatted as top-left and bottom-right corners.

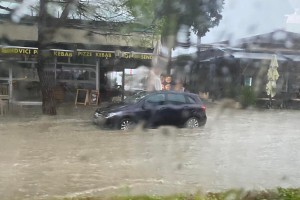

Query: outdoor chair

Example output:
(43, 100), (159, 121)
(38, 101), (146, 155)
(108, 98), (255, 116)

(0, 84), (8, 95)
(0, 98), (8, 115)
(0, 84), (10, 115)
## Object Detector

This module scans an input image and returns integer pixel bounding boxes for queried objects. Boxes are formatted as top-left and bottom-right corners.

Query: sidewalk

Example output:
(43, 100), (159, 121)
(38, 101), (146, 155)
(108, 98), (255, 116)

(0, 102), (101, 123)
(0, 98), (242, 123)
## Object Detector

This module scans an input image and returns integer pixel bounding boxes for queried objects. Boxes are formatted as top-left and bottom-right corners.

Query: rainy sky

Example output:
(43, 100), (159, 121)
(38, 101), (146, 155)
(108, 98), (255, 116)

(175, 0), (299, 56)
(1, 0), (299, 45)
(201, 0), (298, 43)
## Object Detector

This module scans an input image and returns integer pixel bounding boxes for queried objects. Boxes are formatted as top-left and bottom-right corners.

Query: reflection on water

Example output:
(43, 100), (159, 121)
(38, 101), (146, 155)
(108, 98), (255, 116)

(0, 105), (300, 199)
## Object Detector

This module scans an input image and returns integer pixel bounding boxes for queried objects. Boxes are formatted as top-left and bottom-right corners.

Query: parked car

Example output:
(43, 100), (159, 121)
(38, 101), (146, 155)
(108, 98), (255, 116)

(93, 90), (207, 130)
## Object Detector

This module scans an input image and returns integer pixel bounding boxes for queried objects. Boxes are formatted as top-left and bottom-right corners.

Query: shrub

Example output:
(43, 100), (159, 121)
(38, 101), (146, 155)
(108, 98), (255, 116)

(239, 86), (256, 108)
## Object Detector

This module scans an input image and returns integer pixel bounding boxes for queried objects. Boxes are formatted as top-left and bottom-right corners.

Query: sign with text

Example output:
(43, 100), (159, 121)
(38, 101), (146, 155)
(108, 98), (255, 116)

(75, 89), (89, 106)
(53, 50), (73, 57)
(0, 47), (38, 55)
(0, 46), (153, 60)
(94, 52), (113, 58)
(89, 90), (100, 105)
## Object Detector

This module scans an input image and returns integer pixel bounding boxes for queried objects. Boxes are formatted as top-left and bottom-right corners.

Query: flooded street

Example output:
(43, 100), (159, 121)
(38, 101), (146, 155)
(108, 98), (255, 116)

(0, 104), (300, 199)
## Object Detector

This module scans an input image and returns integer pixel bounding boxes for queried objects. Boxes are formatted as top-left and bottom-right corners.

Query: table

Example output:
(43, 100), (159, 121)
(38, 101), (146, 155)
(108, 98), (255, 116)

(0, 95), (9, 100)
(0, 95), (9, 115)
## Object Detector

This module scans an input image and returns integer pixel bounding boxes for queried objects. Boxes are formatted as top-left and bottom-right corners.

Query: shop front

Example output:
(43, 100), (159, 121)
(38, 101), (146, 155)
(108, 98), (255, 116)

(0, 46), (153, 104)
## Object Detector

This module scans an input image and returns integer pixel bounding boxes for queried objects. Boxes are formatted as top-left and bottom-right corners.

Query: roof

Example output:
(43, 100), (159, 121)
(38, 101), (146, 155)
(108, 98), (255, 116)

(198, 30), (300, 62)
(0, 15), (156, 49)
(215, 29), (300, 50)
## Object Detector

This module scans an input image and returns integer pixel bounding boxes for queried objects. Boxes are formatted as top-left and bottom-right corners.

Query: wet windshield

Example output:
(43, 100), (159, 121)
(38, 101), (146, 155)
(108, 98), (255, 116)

(1, 0), (300, 199)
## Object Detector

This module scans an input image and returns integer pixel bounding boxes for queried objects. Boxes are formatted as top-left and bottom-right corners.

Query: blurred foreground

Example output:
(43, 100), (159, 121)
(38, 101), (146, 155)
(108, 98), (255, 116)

(0, 102), (300, 200)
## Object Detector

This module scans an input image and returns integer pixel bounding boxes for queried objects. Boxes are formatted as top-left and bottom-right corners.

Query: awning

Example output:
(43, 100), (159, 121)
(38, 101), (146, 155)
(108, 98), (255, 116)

(231, 51), (300, 62)
(0, 46), (153, 60)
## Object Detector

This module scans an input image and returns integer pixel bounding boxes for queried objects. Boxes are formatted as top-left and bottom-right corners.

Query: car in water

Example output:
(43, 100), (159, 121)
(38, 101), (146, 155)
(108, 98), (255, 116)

(93, 90), (207, 130)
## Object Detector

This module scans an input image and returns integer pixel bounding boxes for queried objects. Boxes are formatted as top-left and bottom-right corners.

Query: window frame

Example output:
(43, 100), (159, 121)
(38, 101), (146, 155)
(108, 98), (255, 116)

(143, 93), (166, 107)
(166, 93), (187, 105)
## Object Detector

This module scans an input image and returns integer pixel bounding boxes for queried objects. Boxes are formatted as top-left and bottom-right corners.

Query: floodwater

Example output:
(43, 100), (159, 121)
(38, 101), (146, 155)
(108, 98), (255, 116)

(0, 103), (300, 200)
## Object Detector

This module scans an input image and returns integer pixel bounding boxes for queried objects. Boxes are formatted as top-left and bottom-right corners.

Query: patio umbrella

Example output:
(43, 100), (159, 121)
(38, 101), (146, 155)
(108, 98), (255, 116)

(266, 54), (280, 103)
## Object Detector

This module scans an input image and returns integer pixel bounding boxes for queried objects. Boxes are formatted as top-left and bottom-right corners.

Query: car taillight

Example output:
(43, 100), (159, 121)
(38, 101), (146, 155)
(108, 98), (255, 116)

(200, 104), (206, 112)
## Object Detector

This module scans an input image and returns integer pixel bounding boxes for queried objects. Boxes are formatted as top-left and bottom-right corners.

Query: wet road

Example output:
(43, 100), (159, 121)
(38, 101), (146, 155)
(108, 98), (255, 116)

(0, 104), (300, 199)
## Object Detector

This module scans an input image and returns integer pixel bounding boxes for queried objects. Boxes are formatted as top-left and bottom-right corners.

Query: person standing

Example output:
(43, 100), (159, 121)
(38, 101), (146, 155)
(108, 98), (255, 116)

(147, 67), (162, 91)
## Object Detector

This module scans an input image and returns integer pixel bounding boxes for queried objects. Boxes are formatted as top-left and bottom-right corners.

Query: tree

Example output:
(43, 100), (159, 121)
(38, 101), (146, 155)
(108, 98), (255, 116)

(158, 0), (224, 37)
(36, 0), (79, 115)
(1, 0), (224, 113)
(127, 0), (224, 43)
(126, 0), (224, 73)
(2, 0), (135, 115)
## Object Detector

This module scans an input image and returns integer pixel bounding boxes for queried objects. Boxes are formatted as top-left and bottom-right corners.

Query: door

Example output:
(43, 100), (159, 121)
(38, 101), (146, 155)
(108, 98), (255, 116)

(137, 93), (167, 127)
(166, 93), (188, 126)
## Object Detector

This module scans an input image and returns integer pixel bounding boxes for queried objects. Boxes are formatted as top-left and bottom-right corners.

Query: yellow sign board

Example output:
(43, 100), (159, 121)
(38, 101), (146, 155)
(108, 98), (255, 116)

(0, 47), (38, 55)
(95, 52), (113, 58)
(123, 53), (153, 60)
(77, 51), (93, 57)
(0, 47), (152, 60)
(53, 50), (73, 57)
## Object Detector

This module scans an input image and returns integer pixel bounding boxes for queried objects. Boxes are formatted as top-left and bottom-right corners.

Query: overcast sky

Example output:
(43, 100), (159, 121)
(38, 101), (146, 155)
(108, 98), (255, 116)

(201, 0), (297, 44)
(1, 0), (299, 45)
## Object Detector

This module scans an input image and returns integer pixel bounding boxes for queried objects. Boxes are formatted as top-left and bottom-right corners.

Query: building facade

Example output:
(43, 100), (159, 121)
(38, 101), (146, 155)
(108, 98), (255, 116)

(0, 15), (156, 102)
(187, 30), (300, 102)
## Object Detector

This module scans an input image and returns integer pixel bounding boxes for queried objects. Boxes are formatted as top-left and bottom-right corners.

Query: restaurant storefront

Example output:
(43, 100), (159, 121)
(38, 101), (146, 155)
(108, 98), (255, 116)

(0, 46), (153, 103)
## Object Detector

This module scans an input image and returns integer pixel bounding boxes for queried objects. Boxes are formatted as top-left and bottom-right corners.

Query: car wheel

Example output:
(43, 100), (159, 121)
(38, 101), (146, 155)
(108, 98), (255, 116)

(184, 117), (200, 129)
(120, 118), (135, 130)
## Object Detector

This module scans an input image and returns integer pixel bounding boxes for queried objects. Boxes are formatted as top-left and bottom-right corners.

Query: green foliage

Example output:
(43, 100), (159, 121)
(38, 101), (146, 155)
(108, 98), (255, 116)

(156, 0), (224, 37)
(60, 188), (300, 200)
(123, 0), (164, 44)
(223, 85), (240, 99)
(125, 0), (224, 46)
(278, 188), (300, 200)
(125, 0), (158, 25)
(239, 86), (256, 108)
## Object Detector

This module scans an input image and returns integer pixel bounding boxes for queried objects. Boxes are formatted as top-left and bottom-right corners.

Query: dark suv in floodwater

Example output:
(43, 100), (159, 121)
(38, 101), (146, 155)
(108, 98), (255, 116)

(93, 91), (207, 130)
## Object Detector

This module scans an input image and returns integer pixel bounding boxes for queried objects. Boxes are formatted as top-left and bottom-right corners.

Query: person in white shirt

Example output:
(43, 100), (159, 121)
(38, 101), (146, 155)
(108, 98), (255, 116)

(147, 67), (162, 91)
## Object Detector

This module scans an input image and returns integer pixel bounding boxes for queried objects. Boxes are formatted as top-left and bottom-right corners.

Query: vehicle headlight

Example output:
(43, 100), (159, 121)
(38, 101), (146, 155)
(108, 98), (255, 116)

(106, 112), (118, 118)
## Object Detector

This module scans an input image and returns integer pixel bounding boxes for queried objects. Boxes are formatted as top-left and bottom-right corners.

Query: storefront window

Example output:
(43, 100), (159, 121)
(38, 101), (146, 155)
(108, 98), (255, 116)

(244, 76), (253, 86)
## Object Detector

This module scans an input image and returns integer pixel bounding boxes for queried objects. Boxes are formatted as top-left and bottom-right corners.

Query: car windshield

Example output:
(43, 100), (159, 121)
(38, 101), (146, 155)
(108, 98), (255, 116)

(2, 0), (300, 199)
(123, 91), (149, 104)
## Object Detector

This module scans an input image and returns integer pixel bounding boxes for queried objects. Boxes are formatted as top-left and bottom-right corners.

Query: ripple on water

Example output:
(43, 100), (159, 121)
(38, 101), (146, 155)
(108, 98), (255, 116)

(1, 108), (300, 199)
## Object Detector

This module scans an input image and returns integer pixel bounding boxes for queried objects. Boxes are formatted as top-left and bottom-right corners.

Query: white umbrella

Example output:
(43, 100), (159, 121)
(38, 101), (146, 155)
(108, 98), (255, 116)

(266, 54), (280, 101)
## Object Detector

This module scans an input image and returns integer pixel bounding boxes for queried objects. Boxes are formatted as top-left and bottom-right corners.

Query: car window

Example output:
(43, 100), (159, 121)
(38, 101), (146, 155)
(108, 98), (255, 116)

(124, 91), (148, 104)
(145, 93), (165, 106)
(186, 95), (197, 104)
(167, 93), (186, 105)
